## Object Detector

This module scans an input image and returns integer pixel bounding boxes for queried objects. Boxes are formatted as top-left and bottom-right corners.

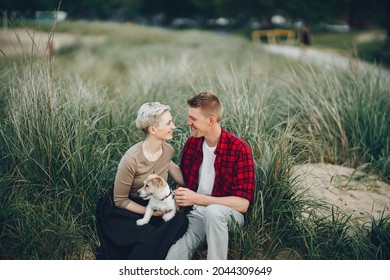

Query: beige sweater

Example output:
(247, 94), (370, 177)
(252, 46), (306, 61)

(113, 141), (174, 209)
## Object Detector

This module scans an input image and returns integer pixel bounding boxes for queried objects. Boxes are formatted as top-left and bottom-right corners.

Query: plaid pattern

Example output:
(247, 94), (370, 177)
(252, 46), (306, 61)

(180, 128), (255, 202)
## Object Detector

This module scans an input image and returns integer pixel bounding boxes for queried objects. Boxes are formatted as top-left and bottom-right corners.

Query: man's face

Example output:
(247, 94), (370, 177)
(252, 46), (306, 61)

(187, 107), (211, 138)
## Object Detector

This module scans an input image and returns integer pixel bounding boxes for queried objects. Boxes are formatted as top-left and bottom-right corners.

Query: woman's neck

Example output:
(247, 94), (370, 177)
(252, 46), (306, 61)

(142, 137), (163, 161)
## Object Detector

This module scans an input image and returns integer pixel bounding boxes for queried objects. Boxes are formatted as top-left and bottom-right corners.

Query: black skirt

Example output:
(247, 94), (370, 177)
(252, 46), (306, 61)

(95, 190), (189, 260)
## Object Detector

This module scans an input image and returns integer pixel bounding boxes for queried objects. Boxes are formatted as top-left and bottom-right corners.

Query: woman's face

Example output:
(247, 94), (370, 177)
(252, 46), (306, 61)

(154, 111), (175, 141)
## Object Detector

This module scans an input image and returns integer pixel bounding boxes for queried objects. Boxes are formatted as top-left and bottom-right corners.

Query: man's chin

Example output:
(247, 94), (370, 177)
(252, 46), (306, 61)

(191, 128), (202, 138)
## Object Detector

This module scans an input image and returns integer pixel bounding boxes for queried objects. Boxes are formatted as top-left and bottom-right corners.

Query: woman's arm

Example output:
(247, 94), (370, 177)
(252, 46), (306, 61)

(125, 200), (146, 214)
(125, 200), (168, 216)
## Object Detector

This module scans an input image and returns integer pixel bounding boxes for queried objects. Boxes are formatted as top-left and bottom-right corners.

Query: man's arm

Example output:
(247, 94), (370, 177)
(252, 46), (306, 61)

(174, 187), (250, 214)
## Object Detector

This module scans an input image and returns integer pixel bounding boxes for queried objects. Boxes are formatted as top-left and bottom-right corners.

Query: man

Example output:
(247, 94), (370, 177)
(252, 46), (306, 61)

(166, 90), (255, 260)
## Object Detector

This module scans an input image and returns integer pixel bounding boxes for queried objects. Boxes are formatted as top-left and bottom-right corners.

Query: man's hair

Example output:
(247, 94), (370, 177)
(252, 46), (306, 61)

(135, 102), (171, 134)
(187, 90), (223, 122)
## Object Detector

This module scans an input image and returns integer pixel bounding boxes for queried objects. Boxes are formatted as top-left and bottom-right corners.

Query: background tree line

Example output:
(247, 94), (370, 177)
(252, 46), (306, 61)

(0, 0), (388, 29)
(1, 0), (389, 55)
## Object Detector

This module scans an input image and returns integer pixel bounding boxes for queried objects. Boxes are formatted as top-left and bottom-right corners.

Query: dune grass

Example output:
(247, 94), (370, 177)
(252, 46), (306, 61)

(0, 21), (389, 259)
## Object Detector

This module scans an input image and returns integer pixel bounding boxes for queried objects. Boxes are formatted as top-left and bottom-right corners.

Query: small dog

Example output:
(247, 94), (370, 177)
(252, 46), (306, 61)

(136, 173), (176, 226)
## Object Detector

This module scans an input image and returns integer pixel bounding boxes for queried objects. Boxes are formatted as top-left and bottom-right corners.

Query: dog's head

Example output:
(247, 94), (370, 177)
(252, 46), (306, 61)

(137, 173), (168, 200)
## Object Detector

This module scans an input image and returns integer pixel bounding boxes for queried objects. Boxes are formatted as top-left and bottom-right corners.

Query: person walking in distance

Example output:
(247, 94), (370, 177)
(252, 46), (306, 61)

(299, 23), (311, 52)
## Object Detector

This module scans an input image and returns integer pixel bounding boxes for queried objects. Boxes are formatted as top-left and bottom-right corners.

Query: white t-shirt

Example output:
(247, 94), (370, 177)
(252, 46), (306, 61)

(192, 140), (216, 217)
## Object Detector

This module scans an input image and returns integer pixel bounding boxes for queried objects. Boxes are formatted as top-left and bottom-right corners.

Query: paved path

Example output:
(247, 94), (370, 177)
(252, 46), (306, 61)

(262, 44), (390, 81)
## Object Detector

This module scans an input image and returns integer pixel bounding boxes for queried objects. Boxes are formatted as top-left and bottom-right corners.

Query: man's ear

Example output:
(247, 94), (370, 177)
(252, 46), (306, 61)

(209, 115), (217, 125)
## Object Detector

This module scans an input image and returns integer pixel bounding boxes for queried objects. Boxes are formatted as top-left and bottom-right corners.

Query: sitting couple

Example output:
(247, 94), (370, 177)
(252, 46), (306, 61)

(96, 90), (256, 260)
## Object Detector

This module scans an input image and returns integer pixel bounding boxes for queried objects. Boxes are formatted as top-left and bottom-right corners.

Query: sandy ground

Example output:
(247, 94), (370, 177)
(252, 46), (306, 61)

(0, 28), (105, 57)
(1, 28), (389, 225)
(293, 164), (390, 224)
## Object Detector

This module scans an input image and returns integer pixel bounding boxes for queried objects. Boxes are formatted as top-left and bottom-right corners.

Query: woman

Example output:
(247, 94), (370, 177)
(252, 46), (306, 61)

(95, 102), (188, 260)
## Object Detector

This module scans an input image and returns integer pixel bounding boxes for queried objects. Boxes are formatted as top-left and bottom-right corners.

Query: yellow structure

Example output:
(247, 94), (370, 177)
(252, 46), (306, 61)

(251, 29), (296, 44)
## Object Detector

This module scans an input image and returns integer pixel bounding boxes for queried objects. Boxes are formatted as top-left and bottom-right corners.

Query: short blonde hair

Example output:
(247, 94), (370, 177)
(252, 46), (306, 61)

(187, 90), (223, 122)
(135, 102), (171, 134)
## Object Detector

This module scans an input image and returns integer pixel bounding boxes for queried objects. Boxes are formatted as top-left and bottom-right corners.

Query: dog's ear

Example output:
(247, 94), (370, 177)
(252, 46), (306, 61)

(148, 176), (160, 187)
(157, 177), (163, 188)
(156, 177), (166, 188)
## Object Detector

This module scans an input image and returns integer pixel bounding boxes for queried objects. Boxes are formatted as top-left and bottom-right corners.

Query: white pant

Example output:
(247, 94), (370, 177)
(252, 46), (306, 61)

(165, 204), (244, 260)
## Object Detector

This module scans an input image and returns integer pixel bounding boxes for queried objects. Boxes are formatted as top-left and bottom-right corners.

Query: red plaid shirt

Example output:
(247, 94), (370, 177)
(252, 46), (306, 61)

(179, 128), (255, 203)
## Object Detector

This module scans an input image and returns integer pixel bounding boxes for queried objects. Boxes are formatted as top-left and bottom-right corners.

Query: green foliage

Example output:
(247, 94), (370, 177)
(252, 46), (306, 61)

(280, 65), (390, 178)
(365, 214), (390, 259)
(1, 0), (389, 31)
(0, 21), (389, 260)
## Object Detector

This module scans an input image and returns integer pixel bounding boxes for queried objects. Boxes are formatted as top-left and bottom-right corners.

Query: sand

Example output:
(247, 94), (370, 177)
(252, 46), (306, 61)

(293, 163), (390, 224)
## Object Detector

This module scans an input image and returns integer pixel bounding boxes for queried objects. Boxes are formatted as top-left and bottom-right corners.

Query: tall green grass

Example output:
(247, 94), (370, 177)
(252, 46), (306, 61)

(0, 61), (123, 258)
(0, 21), (389, 259)
(280, 64), (390, 177)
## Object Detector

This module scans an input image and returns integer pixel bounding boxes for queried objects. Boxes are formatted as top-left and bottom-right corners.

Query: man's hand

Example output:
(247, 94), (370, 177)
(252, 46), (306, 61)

(174, 187), (197, 207)
(174, 187), (250, 214)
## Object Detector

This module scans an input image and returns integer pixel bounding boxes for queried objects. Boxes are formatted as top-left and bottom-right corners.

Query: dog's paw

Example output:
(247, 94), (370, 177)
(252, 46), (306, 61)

(136, 219), (147, 226)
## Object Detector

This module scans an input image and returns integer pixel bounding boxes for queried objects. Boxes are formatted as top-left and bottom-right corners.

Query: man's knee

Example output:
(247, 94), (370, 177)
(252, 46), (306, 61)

(204, 204), (244, 227)
(203, 204), (231, 224)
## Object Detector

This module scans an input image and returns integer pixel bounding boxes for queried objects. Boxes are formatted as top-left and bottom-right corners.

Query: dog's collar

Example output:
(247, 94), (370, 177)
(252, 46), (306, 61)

(160, 189), (174, 201)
